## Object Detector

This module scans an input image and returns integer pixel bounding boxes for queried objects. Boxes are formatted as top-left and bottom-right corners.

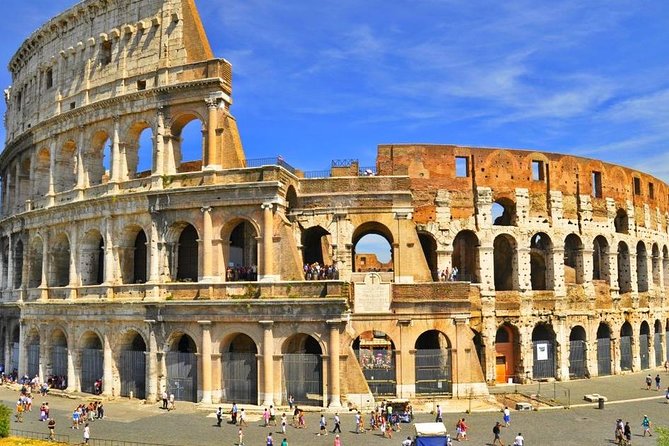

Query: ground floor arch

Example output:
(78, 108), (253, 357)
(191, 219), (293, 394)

(80, 331), (103, 394)
(495, 323), (519, 383)
(568, 326), (587, 379)
(118, 330), (146, 399)
(353, 331), (396, 396)
(26, 329), (40, 378)
(640, 321), (650, 370)
(654, 320), (663, 368)
(596, 323), (612, 376)
(532, 323), (556, 379)
(50, 329), (68, 386)
(166, 333), (198, 402)
(282, 334), (323, 405)
(221, 333), (258, 404)
(414, 330), (452, 395)
(620, 322), (633, 371)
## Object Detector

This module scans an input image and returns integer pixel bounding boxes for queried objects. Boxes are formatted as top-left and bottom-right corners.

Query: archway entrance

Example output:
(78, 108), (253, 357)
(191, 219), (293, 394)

(495, 324), (518, 383)
(596, 323), (611, 376)
(227, 221), (258, 281)
(620, 322), (633, 371)
(640, 321), (650, 370)
(418, 232), (438, 281)
(452, 230), (480, 283)
(655, 320), (663, 367)
(222, 334), (258, 404)
(283, 334), (323, 405)
(119, 331), (146, 399)
(166, 334), (198, 402)
(568, 326), (587, 379)
(176, 225), (198, 282)
(80, 332), (103, 394)
(301, 226), (331, 267)
(414, 330), (452, 395)
(26, 330), (40, 378)
(352, 223), (393, 273)
(51, 329), (68, 388)
(353, 331), (396, 396)
(532, 324), (556, 379)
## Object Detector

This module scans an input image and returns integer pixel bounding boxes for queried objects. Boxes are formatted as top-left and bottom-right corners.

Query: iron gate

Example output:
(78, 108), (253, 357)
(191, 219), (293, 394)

(356, 349), (396, 396)
(166, 352), (198, 402)
(620, 336), (632, 371)
(222, 352), (257, 404)
(283, 353), (322, 405)
(11, 342), (18, 373)
(27, 344), (39, 378)
(81, 348), (103, 394)
(640, 334), (650, 369)
(51, 346), (68, 377)
(666, 331), (669, 366)
(119, 350), (146, 399)
(655, 333), (663, 367)
(597, 338), (611, 376)
(568, 340), (586, 378)
(532, 341), (555, 379)
(415, 349), (452, 395)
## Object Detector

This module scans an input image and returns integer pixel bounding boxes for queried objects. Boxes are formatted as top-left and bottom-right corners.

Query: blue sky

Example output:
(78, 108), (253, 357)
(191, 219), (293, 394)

(2, 0), (669, 181)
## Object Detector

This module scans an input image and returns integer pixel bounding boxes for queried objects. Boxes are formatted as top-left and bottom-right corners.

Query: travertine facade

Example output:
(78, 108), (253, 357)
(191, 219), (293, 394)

(0, 0), (668, 407)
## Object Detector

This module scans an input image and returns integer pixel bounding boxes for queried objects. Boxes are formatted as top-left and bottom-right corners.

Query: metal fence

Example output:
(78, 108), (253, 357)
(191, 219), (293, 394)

(27, 344), (40, 377)
(119, 350), (146, 399)
(52, 345), (68, 376)
(655, 332), (663, 366)
(166, 352), (198, 402)
(640, 334), (650, 369)
(597, 337), (611, 375)
(11, 428), (69, 443)
(244, 157), (297, 174)
(222, 352), (257, 404)
(532, 341), (555, 379)
(283, 353), (323, 405)
(415, 349), (452, 395)
(356, 349), (397, 397)
(568, 340), (586, 378)
(81, 348), (104, 394)
(620, 336), (632, 371)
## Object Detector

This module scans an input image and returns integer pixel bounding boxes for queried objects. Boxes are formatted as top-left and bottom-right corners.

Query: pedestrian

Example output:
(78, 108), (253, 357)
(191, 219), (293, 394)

(238, 427), (244, 446)
(355, 411), (364, 434)
(333, 433), (341, 446)
(231, 402), (238, 424)
(281, 439), (288, 446)
(332, 412), (341, 433)
(263, 408), (270, 427)
(645, 373), (652, 390)
(656, 374), (661, 390)
(47, 417), (56, 441)
(71, 407), (79, 429)
(281, 413), (287, 434)
(288, 394), (294, 410)
(402, 436), (412, 446)
(168, 393), (175, 411)
(642, 415), (652, 437)
(615, 420), (624, 444)
(665, 360), (669, 374)
(665, 387), (669, 403)
(83, 423), (90, 444)
(239, 408), (247, 426)
(503, 406), (511, 426)
(269, 405), (277, 426)
(513, 432), (524, 446)
(319, 413), (328, 436)
(215, 407), (222, 427)
(161, 390), (168, 409)
(266, 432), (274, 446)
(459, 418), (469, 441)
(493, 421), (505, 446)
(435, 404), (443, 423)
(624, 421), (632, 444)
(15, 398), (23, 423)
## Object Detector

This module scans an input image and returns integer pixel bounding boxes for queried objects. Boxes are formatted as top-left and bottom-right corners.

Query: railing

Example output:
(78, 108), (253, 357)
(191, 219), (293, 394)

(244, 157), (297, 174)
(11, 428), (69, 443)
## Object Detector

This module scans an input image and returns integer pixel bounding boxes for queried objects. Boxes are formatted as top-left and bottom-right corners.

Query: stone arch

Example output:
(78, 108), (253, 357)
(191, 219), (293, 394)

(49, 232), (70, 287)
(530, 232), (553, 290)
(301, 225), (331, 269)
(620, 321), (633, 371)
(564, 233), (584, 284)
(165, 332), (199, 402)
(352, 221), (394, 273)
(117, 329), (147, 399)
(596, 322), (612, 376)
(640, 320), (651, 369)
(654, 319), (664, 368)
(55, 139), (77, 193)
(617, 242), (632, 293)
(492, 197), (517, 226)
(50, 327), (68, 384)
(495, 323), (520, 383)
(285, 185), (298, 215)
(34, 148), (50, 198)
(223, 219), (259, 281)
(28, 236), (43, 288)
(79, 330), (103, 394)
(0, 237), (7, 289)
(9, 325), (19, 373)
(172, 223), (199, 282)
(87, 129), (112, 186)
(652, 243), (661, 286)
(452, 230), (480, 283)
(614, 208), (629, 234)
(593, 236), (610, 281)
(568, 325), (587, 378)
(283, 333), (324, 405)
(637, 241), (649, 292)
(117, 224), (148, 284)
(25, 327), (40, 379)
(418, 231), (438, 281)
(126, 121), (154, 178)
(221, 333), (258, 404)
(532, 323), (556, 379)
(494, 234), (517, 290)
(80, 229), (104, 286)
(170, 113), (206, 170)
(13, 238), (23, 289)
(414, 329), (452, 395)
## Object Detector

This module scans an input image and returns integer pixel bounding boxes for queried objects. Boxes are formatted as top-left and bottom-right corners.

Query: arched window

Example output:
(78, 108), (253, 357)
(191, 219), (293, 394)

(530, 233), (553, 290)
(564, 234), (583, 284)
(352, 223), (393, 273)
(452, 230), (480, 283)
(593, 236), (609, 281)
(13, 239), (23, 289)
(171, 115), (205, 172)
(227, 221), (258, 281)
(617, 242), (631, 293)
(55, 141), (77, 193)
(176, 224), (198, 282)
(637, 241), (649, 292)
(614, 209), (628, 234)
(492, 198), (516, 226)
(493, 235), (516, 290)
(88, 131), (112, 186)
(418, 231), (438, 281)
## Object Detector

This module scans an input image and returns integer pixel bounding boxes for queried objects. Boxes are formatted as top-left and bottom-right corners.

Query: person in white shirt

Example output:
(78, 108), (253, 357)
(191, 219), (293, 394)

(514, 432), (524, 446)
(402, 436), (412, 446)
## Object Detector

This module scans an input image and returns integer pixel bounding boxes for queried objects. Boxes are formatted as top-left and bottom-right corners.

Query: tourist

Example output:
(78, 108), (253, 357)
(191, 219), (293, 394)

(333, 433), (341, 446)
(656, 374), (662, 390)
(355, 411), (363, 434)
(47, 417), (56, 441)
(402, 436), (412, 446)
(435, 404), (443, 423)
(292, 405), (299, 427)
(288, 394), (294, 410)
(332, 412), (341, 433)
(238, 427), (244, 446)
(513, 432), (524, 446)
(263, 408), (270, 427)
(168, 393), (175, 411)
(645, 374), (652, 390)
(503, 406), (511, 426)
(83, 423), (90, 444)
(161, 390), (168, 409)
(459, 418), (468, 441)
(239, 408), (247, 426)
(319, 413), (328, 435)
(297, 409), (306, 429)
(624, 421), (632, 444)
(266, 432), (274, 446)
(231, 402), (238, 424)
(642, 415), (652, 437)
(215, 407), (222, 427)
(269, 405), (277, 426)
(615, 419), (624, 444)
(281, 438), (288, 446)
(492, 421), (504, 446)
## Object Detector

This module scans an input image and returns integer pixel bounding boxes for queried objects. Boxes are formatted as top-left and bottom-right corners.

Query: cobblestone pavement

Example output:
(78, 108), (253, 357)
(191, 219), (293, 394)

(2, 369), (669, 445)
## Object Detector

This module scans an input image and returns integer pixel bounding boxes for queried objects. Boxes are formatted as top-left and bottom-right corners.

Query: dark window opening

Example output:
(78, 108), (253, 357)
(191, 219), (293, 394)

(46, 69), (53, 90)
(532, 160), (545, 181)
(649, 182), (654, 199)
(137, 80), (146, 91)
(69, 102), (76, 110)
(592, 171), (602, 198)
(633, 177), (641, 195)
(100, 41), (112, 66)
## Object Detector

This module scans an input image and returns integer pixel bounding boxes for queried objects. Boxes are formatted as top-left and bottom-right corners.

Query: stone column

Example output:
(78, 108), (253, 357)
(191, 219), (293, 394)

(327, 320), (342, 407)
(39, 232), (49, 289)
(3, 322), (10, 373)
(148, 217), (161, 283)
(551, 247), (565, 294)
(259, 203), (276, 282)
(517, 247), (531, 291)
(478, 244), (495, 292)
(610, 336), (619, 376)
(199, 321), (213, 404)
(17, 320), (26, 377)
(66, 348), (77, 392)
(628, 253), (638, 294)
(205, 98), (219, 168)
(75, 129), (86, 190)
(103, 216), (116, 286)
(6, 233), (13, 291)
(39, 331), (48, 381)
(144, 320), (158, 401)
(110, 117), (121, 183)
(153, 107), (165, 177)
(259, 320), (274, 406)
(13, 164), (20, 213)
(103, 333), (113, 396)
(201, 207), (214, 281)
(68, 228), (78, 298)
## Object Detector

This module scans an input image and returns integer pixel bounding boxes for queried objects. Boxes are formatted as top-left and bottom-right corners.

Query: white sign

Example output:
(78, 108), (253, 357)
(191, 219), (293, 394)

(536, 342), (549, 361)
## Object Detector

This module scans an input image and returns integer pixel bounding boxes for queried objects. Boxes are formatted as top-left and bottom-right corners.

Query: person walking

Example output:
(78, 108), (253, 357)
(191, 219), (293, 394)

(333, 434), (341, 446)
(83, 423), (90, 444)
(239, 408), (247, 426)
(215, 407), (222, 427)
(263, 408), (270, 427)
(168, 393), (175, 411)
(645, 374), (652, 390)
(281, 439), (288, 446)
(47, 417), (56, 441)
(269, 405), (277, 426)
(493, 421), (505, 446)
(624, 421), (632, 444)
(435, 404), (443, 423)
(656, 374), (661, 390)
(513, 432), (524, 446)
(266, 432), (274, 446)
(161, 390), (168, 409)
(281, 413), (287, 434)
(332, 413), (341, 433)
(642, 415), (652, 437)
(503, 406), (511, 426)
(237, 427), (244, 446)
(319, 413), (328, 436)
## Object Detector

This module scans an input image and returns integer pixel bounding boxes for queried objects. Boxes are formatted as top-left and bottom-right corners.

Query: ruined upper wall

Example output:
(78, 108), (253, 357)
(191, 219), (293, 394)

(4, 0), (215, 143)
(377, 144), (669, 226)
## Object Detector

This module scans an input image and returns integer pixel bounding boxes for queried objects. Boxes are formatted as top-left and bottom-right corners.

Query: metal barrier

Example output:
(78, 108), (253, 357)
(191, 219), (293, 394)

(11, 427), (69, 443)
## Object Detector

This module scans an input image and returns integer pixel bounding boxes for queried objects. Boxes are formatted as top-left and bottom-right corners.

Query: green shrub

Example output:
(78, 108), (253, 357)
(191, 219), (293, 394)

(657, 426), (669, 446)
(0, 403), (11, 438)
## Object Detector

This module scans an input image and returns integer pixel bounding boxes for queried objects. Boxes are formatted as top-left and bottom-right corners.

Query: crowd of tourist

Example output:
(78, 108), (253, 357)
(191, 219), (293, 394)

(303, 263), (339, 280)
(226, 265), (258, 282)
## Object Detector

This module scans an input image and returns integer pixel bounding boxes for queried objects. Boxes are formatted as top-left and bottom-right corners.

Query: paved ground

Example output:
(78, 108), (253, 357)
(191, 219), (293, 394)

(3, 369), (669, 445)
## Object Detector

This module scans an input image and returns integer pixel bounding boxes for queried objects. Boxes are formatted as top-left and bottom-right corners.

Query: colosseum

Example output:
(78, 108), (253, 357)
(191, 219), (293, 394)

(0, 0), (667, 408)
